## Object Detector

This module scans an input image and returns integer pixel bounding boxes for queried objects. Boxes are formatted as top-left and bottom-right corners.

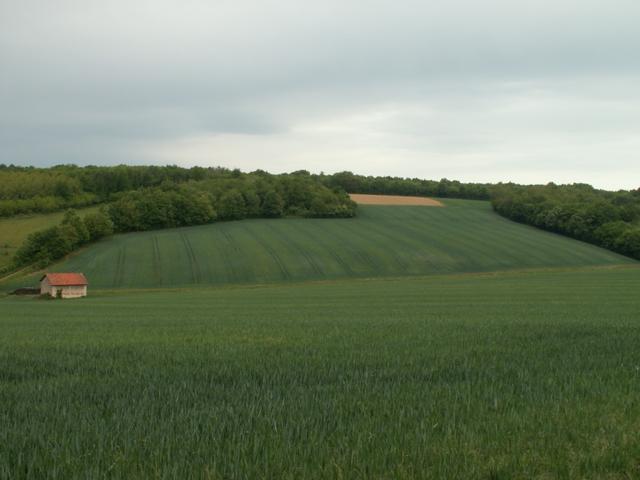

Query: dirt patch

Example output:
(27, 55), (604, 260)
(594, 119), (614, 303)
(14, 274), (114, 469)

(349, 194), (444, 206)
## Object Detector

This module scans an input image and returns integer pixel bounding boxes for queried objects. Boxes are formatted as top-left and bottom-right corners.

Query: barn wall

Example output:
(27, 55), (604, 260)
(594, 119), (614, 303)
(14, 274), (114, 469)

(60, 286), (87, 298)
(40, 278), (51, 296)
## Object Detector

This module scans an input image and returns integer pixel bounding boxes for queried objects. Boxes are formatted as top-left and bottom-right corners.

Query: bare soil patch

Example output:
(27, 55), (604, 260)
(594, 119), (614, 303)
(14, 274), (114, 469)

(349, 194), (444, 206)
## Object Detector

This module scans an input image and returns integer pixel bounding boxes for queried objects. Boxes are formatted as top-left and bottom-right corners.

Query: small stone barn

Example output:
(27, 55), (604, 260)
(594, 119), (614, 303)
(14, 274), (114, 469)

(40, 273), (88, 299)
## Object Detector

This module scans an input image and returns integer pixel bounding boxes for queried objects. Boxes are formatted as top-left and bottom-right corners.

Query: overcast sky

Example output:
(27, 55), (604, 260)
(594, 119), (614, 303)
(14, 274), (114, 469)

(1, 0), (639, 189)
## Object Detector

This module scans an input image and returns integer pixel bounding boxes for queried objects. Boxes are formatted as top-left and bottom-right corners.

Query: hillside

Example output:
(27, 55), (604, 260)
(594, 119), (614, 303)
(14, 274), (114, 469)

(0, 206), (100, 268)
(3, 200), (634, 290)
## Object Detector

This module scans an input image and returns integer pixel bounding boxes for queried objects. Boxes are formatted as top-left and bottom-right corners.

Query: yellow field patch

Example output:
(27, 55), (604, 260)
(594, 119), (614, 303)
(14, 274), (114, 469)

(349, 194), (443, 206)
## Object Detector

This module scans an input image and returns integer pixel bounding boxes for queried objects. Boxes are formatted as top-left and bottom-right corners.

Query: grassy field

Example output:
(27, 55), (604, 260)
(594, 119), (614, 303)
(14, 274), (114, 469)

(1, 266), (640, 478)
(4, 200), (633, 290)
(0, 206), (100, 268)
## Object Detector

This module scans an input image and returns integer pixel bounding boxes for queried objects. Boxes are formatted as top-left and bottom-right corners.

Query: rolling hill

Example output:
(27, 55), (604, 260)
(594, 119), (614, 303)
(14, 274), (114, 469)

(0, 206), (100, 268)
(3, 199), (634, 290)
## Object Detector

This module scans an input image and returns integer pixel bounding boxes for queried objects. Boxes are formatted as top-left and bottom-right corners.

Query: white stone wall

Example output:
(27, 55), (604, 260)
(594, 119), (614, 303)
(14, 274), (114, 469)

(59, 286), (87, 298)
(40, 277), (51, 296)
(39, 278), (87, 298)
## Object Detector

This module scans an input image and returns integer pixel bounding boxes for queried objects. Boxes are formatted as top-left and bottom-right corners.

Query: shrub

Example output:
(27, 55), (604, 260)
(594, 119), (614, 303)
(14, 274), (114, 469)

(84, 210), (115, 241)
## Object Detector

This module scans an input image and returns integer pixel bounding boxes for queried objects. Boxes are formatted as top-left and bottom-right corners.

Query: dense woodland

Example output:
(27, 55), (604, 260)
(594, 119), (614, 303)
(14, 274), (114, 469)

(0, 164), (226, 216)
(492, 183), (640, 260)
(0, 164), (490, 217)
(106, 173), (357, 232)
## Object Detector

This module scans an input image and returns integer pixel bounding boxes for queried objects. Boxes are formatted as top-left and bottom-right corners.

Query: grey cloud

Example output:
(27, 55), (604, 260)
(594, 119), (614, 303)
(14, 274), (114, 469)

(1, 1), (639, 188)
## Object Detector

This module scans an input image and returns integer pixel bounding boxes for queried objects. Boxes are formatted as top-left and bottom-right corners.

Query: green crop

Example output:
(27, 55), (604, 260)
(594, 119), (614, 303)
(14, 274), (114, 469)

(4, 201), (632, 291)
(1, 266), (640, 478)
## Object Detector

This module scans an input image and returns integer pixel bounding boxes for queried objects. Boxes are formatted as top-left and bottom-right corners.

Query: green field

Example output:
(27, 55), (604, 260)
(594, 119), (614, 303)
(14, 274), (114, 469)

(2, 202), (639, 478)
(5, 200), (633, 290)
(2, 267), (640, 478)
(0, 206), (100, 268)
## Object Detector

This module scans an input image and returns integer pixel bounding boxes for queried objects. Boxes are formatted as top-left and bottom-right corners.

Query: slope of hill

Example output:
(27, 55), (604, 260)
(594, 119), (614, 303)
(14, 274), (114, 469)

(0, 206), (100, 268)
(4, 200), (634, 290)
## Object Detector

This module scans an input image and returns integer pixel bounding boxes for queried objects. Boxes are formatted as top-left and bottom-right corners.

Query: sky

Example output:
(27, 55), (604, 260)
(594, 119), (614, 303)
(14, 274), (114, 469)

(1, 0), (639, 190)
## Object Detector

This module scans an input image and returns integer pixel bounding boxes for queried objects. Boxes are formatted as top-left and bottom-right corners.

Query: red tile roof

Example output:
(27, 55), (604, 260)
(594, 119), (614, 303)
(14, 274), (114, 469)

(41, 273), (88, 286)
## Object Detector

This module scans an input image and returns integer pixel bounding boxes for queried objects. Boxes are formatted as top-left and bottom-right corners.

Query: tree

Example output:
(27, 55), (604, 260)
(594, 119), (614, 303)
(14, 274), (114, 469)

(617, 228), (640, 259)
(136, 190), (177, 230)
(83, 210), (114, 240)
(14, 226), (73, 266)
(242, 189), (261, 217)
(61, 209), (90, 247)
(218, 190), (246, 220)
(174, 191), (216, 225)
(108, 196), (143, 232)
(261, 190), (284, 218)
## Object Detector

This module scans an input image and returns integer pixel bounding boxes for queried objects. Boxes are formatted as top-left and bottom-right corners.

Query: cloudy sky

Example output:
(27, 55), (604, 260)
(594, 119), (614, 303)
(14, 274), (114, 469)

(1, 0), (639, 189)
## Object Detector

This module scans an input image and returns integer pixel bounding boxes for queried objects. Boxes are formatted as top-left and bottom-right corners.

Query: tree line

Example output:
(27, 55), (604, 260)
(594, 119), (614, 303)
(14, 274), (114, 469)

(491, 183), (640, 260)
(322, 171), (491, 200)
(106, 173), (356, 232)
(12, 210), (114, 270)
(0, 164), (491, 217)
(0, 164), (220, 216)
(8, 172), (356, 272)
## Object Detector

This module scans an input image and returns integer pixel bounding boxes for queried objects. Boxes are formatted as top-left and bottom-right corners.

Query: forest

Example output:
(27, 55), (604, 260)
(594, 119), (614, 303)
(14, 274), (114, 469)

(491, 183), (640, 260)
(0, 165), (490, 217)
(0, 164), (225, 216)
(323, 171), (491, 200)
